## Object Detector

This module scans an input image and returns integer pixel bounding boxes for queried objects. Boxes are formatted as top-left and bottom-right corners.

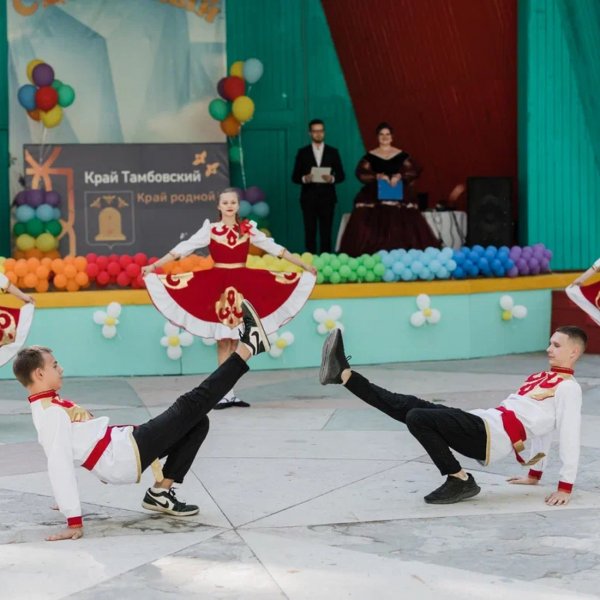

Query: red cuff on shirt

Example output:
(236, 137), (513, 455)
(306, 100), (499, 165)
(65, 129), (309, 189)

(557, 481), (573, 493)
(67, 516), (83, 528)
(528, 469), (543, 480)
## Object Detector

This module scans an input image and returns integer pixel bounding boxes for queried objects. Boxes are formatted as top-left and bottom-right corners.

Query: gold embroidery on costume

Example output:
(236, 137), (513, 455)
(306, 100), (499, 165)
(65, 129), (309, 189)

(211, 224), (248, 249)
(160, 273), (194, 290)
(40, 398), (93, 422)
(0, 310), (17, 347)
(215, 286), (244, 328)
(517, 371), (572, 401)
(271, 271), (301, 284)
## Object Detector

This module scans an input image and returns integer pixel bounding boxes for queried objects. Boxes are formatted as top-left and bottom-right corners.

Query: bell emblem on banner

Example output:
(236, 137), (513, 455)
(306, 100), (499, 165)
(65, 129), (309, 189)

(95, 206), (126, 241)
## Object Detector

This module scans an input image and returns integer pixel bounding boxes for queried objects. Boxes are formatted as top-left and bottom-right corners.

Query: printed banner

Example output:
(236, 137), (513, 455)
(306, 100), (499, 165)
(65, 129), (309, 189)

(24, 143), (228, 256)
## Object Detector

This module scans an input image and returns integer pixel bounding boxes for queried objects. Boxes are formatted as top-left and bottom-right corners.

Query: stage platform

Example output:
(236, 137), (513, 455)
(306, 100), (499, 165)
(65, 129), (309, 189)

(0, 274), (578, 379)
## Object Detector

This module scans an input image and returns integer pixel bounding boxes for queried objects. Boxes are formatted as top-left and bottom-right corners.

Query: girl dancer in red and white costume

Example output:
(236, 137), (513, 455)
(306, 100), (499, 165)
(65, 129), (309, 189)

(0, 272), (35, 367)
(566, 257), (600, 325)
(143, 188), (316, 408)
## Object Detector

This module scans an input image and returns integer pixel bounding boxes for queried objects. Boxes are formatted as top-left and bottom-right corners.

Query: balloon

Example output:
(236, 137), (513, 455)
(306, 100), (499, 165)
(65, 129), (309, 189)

(229, 60), (244, 77)
(15, 204), (35, 222)
(52, 207), (61, 220)
(44, 190), (61, 207)
(17, 84), (37, 111)
(41, 105), (63, 128)
(410, 312), (426, 327)
(220, 114), (240, 136)
(245, 186), (265, 204)
(57, 84), (75, 108)
(13, 222), (26, 236)
(229, 145), (242, 163)
(27, 109), (41, 121)
(499, 295), (514, 310)
(216, 77), (227, 99)
(16, 234), (35, 251)
(512, 305), (528, 319)
(232, 95), (255, 123)
(45, 220), (62, 236)
(35, 232), (56, 252)
(252, 201), (270, 218)
(36, 204), (54, 222)
(25, 217), (44, 237)
(14, 191), (27, 206)
(26, 189), (44, 207)
(26, 59), (44, 83)
(32, 63), (54, 87)
(222, 76), (245, 101)
(35, 86), (58, 111)
(208, 98), (229, 121)
(238, 199), (252, 218)
(243, 58), (264, 84)
(51, 79), (63, 90)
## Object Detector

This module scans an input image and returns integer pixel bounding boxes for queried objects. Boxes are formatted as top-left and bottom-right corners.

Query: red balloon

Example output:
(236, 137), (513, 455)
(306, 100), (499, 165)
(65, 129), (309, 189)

(107, 261), (121, 276)
(86, 253), (98, 263)
(35, 86), (58, 111)
(133, 252), (147, 266)
(222, 76), (245, 101)
(119, 254), (133, 268)
(125, 263), (141, 278)
(96, 271), (110, 286)
(96, 256), (109, 269)
(116, 272), (131, 287)
(86, 263), (100, 279)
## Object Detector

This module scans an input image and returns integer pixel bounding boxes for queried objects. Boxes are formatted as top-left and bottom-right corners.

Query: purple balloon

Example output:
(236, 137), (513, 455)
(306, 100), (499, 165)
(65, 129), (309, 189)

(245, 185), (265, 205)
(26, 188), (44, 208)
(509, 246), (522, 259)
(540, 258), (550, 272)
(231, 187), (245, 201)
(13, 190), (27, 206)
(521, 247), (533, 258)
(507, 266), (519, 277)
(217, 77), (227, 100)
(45, 190), (61, 207)
(32, 63), (55, 87)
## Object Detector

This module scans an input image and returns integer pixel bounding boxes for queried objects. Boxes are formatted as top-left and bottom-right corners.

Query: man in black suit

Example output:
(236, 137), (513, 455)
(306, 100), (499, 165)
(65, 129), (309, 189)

(292, 119), (345, 253)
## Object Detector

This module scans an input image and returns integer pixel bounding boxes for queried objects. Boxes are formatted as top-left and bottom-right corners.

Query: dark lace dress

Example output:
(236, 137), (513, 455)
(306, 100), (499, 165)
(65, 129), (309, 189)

(339, 152), (440, 255)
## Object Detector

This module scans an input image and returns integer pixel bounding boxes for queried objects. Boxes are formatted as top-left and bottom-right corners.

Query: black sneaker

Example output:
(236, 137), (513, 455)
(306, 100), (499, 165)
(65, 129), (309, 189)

(424, 473), (481, 504)
(319, 329), (351, 384)
(240, 299), (271, 355)
(213, 396), (251, 410)
(142, 487), (199, 516)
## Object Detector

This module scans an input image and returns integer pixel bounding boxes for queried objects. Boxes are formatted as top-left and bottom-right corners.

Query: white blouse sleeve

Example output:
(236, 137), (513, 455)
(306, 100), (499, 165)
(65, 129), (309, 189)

(249, 220), (285, 257)
(593, 257), (600, 270)
(170, 219), (211, 257)
(0, 272), (8, 292)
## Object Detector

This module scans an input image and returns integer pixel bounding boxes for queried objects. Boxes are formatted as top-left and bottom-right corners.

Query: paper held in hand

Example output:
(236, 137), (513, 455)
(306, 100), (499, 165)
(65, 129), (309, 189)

(310, 166), (332, 183)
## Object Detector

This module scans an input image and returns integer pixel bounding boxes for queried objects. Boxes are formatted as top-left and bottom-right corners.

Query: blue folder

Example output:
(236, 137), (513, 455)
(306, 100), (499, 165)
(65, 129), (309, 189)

(377, 179), (404, 201)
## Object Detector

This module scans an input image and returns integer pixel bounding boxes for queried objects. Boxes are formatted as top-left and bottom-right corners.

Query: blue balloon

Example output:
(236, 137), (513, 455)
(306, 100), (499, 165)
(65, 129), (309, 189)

(437, 266), (450, 279)
(411, 260), (424, 274)
(383, 269), (395, 282)
(17, 84), (37, 111)
(408, 249), (419, 258)
(401, 270), (413, 281)
(467, 264), (479, 277)
(453, 266), (466, 279)
(392, 261), (404, 275)
(425, 246), (439, 257)
(243, 58), (264, 84)
(16, 204), (35, 222)
(446, 259), (457, 271)
(491, 258), (502, 271)
(440, 247), (453, 260)
(485, 248), (497, 261)
(52, 207), (61, 220)
(382, 254), (395, 268)
(401, 254), (412, 265)
(419, 267), (433, 280)
(238, 199), (252, 218)
(36, 203), (54, 222)
(477, 258), (489, 270)
(252, 201), (270, 218)
(504, 258), (514, 270)
(429, 259), (441, 274)
(472, 244), (484, 255)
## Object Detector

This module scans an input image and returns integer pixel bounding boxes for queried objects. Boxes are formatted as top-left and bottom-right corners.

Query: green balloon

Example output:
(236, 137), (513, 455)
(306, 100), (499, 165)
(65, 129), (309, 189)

(208, 98), (229, 121)
(52, 79), (63, 90)
(330, 257), (341, 270)
(348, 258), (359, 270)
(57, 84), (76, 108)
(316, 272), (325, 284)
(25, 217), (45, 237)
(330, 272), (341, 284)
(229, 146), (242, 163)
(13, 222), (26, 236)
(45, 219), (63, 236)
(339, 265), (351, 277)
(374, 263), (385, 276)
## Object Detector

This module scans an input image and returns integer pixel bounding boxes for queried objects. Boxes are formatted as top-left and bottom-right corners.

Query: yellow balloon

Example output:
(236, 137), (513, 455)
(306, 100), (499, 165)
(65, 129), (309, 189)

(501, 310), (513, 321)
(27, 59), (44, 83)
(41, 105), (63, 128)
(229, 61), (244, 77)
(232, 96), (255, 123)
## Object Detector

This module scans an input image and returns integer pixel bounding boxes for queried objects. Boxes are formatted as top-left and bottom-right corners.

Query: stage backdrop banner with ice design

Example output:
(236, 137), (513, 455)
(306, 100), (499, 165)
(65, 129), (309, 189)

(8, 0), (227, 200)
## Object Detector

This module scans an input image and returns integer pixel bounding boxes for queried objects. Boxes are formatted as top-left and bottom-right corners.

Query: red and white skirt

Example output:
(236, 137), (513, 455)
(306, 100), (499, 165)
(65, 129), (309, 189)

(0, 303), (35, 367)
(566, 282), (600, 326)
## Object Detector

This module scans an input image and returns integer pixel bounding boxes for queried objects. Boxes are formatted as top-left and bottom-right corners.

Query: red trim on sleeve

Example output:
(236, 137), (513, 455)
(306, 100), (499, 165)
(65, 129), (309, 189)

(528, 469), (543, 480)
(558, 481), (573, 493)
(67, 516), (83, 528)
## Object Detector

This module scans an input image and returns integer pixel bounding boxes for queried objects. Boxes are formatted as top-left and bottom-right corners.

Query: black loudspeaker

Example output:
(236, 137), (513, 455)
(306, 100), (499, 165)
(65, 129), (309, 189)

(466, 177), (512, 247)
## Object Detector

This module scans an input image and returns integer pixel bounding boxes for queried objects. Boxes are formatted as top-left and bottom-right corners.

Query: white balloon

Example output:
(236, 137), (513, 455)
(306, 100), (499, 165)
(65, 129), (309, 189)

(410, 312), (426, 327)
(167, 345), (182, 360)
(416, 294), (430, 310)
(179, 332), (194, 346)
(499, 295), (514, 310)
(313, 308), (328, 322)
(280, 331), (295, 344)
(512, 305), (528, 319)
(269, 346), (283, 358)
(102, 325), (117, 339)
(328, 305), (343, 321)
(268, 333), (278, 344)
(160, 336), (169, 347)
(317, 323), (328, 335)
(427, 309), (442, 324)
(106, 302), (122, 318)
(164, 322), (179, 337)
(93, 310), (107, 325)
(335, 322), (345, 333)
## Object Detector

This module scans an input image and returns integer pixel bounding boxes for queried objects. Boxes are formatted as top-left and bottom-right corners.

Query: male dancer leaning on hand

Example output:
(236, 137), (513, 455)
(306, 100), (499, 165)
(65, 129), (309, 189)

(14, 300), (270, 541)
(319, 326), (586, 505)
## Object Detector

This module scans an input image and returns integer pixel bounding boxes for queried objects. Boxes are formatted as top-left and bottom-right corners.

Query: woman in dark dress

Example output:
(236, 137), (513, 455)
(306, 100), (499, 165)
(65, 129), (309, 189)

(339, 122), (440, 256)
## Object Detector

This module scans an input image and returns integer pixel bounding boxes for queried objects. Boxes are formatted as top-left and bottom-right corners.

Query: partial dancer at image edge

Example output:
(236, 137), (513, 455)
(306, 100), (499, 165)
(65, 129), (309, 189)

(566, 256), (600, 325)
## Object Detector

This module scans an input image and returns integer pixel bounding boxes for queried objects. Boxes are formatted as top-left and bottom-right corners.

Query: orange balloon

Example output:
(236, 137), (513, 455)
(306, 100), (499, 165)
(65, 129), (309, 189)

(51, 258), (64, 274)
(26, 257), (40, 271)
(66, 280), (80, 292)
(75, 272), (89, 286)
(220, 114), (241, 137)
(74, 256), (87, 271)
(28, 109), (41, 121)
(41, 257), (52, 267)
(4, 258), (16, 270)
(53, 273), (67, 289)
(45, 250), (60, 259)
(64, 256), (75, 265)
(64, 264), (77, 279)
(6, 271), (17, 284)
(25, 248), (43, 259)
(14, 260), (28, 278)
(36, 265), (50, 279)
(248, 244), (265, 257)
(35, 279), (49, 293)
(23, 273), (37, 288)
(13, 251), (25, 260)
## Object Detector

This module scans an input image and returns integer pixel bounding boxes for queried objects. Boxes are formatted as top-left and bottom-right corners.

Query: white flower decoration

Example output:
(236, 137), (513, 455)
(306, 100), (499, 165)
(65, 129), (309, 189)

(313, 305), (344, 335)
(500, 295), (528, 321)
(160, 322), (194, 360)
(93, 302), (122, 339)
(410, 294), (441, 327)
(267, 330), (295, 358)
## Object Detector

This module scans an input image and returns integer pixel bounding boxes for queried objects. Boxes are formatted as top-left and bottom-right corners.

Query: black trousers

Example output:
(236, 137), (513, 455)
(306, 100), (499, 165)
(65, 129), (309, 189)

(345, 372), (487, 475)
(132, 352), (249, 483)
(301, 196), (335, 253)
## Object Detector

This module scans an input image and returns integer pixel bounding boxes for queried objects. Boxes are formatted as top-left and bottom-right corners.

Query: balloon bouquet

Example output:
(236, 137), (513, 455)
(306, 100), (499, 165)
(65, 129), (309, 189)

(13, 59), (75, 261)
